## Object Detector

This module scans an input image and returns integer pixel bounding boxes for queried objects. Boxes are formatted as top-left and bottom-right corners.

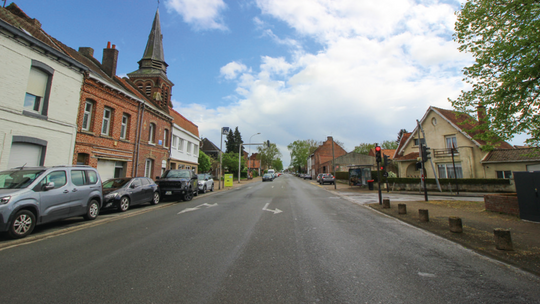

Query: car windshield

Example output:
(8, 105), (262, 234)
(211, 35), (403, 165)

(0, 169), (45, 189)
(197, 174), (206, 180)
(163, 170), (190, 178)
(103, 178), (130, 189)
(264, 174), (271, 177)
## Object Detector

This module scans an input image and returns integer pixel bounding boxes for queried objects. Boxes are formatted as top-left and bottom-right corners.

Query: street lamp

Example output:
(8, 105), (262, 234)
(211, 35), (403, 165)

(219, 127), (230, 190)
(248, 132), (261, 179)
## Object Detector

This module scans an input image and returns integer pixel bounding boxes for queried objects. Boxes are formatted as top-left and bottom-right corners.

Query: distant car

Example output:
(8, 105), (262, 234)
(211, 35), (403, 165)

(262, 174), (274, 182)
(303, 174), (312, 180)
(155, 169), (198, 201)
(197, 173), (214, 194)
(102, 177), (160, 212)
(319, 173), (336, 185)
(316, 173), (324, 182)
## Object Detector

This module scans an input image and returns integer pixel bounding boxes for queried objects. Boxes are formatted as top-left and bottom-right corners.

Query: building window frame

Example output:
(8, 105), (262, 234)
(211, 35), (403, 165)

(120, 114), (129, 140)
(496, 171), (512, 179)
(144, 158), (154, 178)
(163, 129), (169, 148)
(178, 138), (184, 152)
(82, 100), (94, 131)
(438, 163), (463, 179)
(149, 123), (156, 144)
(23, 60), (54, 119)
(101, 107), (112, 136)
(445, 135), (458, 149)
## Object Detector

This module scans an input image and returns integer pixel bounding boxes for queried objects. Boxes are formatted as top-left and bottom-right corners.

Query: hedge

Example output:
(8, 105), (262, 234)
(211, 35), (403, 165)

(335, 171), (510, 185)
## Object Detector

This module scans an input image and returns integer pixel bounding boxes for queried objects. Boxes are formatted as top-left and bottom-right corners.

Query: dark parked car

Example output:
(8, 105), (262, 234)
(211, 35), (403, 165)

(303, 174), (312, 180)
(102, 177), (160, 212)
(0, 165), (102, 239)
(197, 173), (214, 194)
(262, 173), (274, 182)
(319, 173), (336, 185)
(155, 169), (198, 201)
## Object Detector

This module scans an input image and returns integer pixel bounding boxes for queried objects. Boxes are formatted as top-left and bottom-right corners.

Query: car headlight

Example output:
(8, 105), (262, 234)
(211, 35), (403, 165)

(0, 196), (11, 205)
(198, 182), (202, 186)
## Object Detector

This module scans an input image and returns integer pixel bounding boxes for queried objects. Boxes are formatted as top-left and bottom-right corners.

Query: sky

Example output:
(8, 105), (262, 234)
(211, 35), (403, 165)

(11, 0), (528, 167)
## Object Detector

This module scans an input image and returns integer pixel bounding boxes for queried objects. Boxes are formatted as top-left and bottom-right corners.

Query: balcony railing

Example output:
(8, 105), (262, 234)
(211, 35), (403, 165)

(433, 148), (459, 158)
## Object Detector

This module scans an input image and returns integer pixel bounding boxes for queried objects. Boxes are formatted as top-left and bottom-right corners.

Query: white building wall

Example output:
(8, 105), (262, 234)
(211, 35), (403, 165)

(0, 30), (84, 170)
(170, 123), (199, 167)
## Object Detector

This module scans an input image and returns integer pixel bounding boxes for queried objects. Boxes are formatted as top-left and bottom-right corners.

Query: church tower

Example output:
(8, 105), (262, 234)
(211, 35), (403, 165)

(128, 9), (173, 110)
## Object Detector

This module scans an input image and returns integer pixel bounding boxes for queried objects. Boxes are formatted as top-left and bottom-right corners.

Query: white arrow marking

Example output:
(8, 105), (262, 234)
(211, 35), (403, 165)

(199, 203), (217, 208)
(178, 207), (200, 214)
(262, 203), (283, 214)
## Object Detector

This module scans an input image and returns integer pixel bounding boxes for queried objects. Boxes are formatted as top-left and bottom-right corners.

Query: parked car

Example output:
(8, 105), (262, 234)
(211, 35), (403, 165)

(102, 177), (159, 212)
(262, 173), (274, 182)
(0, 165), (103, 239)
(316, 173), (324, 182)
(303, 174), (312, 180)
(197, 173), (214, 194)
(319, 173), (336, 185)
(155, 169), (198, 201)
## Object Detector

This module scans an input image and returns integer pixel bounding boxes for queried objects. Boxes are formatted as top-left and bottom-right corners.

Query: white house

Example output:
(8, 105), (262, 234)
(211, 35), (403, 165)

(0, 4), (87, 170)
(168, 108), (200, 173)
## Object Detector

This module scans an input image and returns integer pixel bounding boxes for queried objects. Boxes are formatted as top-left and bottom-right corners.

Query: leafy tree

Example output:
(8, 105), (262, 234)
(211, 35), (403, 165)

(257, 143), (282, 170)
(221, 152), (246, 176)
(272, 158), (283, 172)
(197, 150), (212, 173)
(381, 140), (398, 150)
(397, 129), (408, 143)
(287, 139), (320, 172)
(225, 128), (235, 153)
(353, 143), (376, 155)
(452, 0), (539, 146)
(234, 127), (244, 154)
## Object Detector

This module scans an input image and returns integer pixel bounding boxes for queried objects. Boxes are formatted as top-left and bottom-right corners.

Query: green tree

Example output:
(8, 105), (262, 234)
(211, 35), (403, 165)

(221, 152), (245, 176)
(234, 127), (244, 154)
(197, 150), (212, 173)
(272, 158), (283, 172)
(452, 0), (540, 147)
(353, 143), (376, 155)
(287, 139), (320, 172)
(225, 127), (235, 153)
(257, 143), (282, 170)
(381, 140), (398, 150)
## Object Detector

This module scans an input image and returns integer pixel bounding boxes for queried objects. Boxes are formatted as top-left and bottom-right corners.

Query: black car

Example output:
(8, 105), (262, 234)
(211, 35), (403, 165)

(155, 169), (198, 201)
(102, 177), (160, 212)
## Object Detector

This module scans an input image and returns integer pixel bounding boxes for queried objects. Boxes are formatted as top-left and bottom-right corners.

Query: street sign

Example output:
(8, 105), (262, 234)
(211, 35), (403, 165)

(224, 174), (233, 187)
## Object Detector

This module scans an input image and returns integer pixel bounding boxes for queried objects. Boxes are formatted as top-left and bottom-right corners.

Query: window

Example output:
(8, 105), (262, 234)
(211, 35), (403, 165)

(172, 136), (177, 149)
(145, 159), (154, 178)
(178, 138), (184, 151)
(194, 144), (199, 156)
(149, 123), (156, 144)
(40, 171), (67, 189)
(24, 61), (53, 117)
(71, 170), (86, 186)
(82, 101), (94, 131)
(114, 161), (125, 178)
(187, 142), (192, 155)
(445, 135), (457, 149)
(413, 138), (426, 146)
(101, 107), (112, 136)
(76, 153), (89, 165)
(120, 114), (129, 139)
(497, 171), (512, 179)
(438, 163), (463, 179)
(164, 129), (169, 147)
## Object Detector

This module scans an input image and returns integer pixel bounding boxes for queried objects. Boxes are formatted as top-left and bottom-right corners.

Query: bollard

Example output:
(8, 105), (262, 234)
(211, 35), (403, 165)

(419, 209), (429, 222)
(449, 216), (463, 233)
(382, 198), (390, 209)
(398, 204), (407, 215)
(494, 228), (513, 251)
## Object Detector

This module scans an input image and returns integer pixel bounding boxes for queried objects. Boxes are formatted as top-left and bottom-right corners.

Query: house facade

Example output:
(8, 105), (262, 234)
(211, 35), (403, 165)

(310, 136), (347, 176)
(169, 108), (200, 173)
(0, 4), (87, 170)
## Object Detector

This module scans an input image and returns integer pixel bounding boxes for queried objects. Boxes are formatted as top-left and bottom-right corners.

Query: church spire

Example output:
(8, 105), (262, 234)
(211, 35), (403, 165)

(142, 8), (166, 66)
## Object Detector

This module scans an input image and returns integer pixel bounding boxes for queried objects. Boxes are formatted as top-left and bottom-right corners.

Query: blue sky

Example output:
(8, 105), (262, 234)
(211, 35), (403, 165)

(12, 0), (528, 166)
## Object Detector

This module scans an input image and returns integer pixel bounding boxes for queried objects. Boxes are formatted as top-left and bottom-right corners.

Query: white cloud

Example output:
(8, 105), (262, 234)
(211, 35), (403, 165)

(220, 61), (248, 80)
(166, 0), (227, 30)
(174, 0), (476, 166)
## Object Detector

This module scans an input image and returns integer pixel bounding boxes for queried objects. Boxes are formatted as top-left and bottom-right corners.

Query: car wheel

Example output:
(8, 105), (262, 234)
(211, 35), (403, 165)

(183, 189), (193, 201)
(8, 210), (35, 239)
(84, 199), (100, 220)
(202, 185), (207, 194)
(150, 191), (160, 205)
(119, 196), (130, 212)
(193, 187), (198, 197)
(210, 183), (214, 192)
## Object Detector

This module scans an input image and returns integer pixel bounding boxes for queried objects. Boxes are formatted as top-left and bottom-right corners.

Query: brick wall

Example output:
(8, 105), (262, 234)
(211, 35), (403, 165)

(136, 107), (172, 179)
(312, 137), (347, 175)
(484, 194), (519, 216)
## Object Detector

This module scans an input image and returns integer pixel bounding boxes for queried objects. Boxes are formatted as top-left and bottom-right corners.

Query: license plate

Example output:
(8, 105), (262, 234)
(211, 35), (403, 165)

(165, 191), (172, 195)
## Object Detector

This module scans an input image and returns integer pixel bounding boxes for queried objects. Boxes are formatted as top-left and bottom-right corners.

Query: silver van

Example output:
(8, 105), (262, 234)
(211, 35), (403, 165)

(0, 166), (103, 239)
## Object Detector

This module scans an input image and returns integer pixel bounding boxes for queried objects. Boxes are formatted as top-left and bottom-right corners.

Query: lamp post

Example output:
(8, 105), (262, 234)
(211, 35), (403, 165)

(219, 127), (230, 190)
(248, 132), (260, 179)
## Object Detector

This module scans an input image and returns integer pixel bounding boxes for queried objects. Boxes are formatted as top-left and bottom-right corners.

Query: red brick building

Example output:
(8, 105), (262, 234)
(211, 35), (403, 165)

(311, 136), (347, 176)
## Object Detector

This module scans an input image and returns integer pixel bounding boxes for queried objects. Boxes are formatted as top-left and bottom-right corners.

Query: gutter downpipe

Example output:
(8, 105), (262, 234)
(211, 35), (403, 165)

(134, 102), (145, 177)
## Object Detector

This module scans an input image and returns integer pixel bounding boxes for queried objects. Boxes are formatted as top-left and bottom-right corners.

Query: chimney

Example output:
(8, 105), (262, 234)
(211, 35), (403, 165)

(477, 105), (487, 126)
(102, 41), (119, 78)
(78, 47), (94, 58)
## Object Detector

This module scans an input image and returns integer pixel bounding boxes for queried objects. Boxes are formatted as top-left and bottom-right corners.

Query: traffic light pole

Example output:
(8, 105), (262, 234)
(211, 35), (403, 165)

(375, 144), (382, 205)
(417, 120), (428, 201)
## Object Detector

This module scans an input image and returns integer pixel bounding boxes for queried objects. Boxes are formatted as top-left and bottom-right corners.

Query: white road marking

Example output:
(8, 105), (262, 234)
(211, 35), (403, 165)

(262, 202), (283, 214)
(178, 203), (218, 214)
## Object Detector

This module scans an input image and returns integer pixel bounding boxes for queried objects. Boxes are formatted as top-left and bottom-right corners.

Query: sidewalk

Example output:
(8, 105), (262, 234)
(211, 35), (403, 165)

(325, 181), (540, 276)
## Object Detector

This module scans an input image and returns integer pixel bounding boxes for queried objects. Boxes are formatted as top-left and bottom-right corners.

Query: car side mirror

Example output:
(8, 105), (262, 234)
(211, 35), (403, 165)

(44, 182), (55, 191)
(156, 176), (160, 180)
(130, 184), (136, 189)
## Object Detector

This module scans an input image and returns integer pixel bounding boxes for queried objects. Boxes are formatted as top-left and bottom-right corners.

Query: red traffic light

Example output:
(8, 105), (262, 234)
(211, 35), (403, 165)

(375, 146), (381, 152)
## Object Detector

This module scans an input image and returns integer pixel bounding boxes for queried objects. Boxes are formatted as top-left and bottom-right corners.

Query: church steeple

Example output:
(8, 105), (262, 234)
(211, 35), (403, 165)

(128, 8), (174, 109)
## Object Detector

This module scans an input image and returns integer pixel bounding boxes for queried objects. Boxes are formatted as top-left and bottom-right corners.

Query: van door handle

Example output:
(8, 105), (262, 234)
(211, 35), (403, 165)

(63, 190), (69, 194)
(72, 188), (78, 192)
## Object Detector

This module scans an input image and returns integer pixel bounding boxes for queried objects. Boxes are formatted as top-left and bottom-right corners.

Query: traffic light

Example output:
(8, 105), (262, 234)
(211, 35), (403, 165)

(375, 146), (382, 163)
(421, 145), (431, 162)
(416, 161), (422, 169)
(383, 155), (389, 171)
(267, 140), (270, 148)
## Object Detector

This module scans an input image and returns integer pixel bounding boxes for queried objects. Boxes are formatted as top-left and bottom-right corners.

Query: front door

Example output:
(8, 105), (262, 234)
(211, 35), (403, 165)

(515, 171), (540, 222)
(37, 170), (70, 223)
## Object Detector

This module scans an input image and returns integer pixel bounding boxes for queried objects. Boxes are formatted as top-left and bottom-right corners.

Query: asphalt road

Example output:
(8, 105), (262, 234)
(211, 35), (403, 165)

(0, 174), (539, 303)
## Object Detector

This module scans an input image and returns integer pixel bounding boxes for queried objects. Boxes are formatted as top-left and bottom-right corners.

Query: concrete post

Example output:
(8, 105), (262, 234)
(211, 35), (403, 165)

(449, 216), (463, 233)
(494, 228), (513, 251)
(398, 204), (407, 215)
(419, 209), (429, 222)
(382, 198), (390, 209)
